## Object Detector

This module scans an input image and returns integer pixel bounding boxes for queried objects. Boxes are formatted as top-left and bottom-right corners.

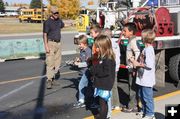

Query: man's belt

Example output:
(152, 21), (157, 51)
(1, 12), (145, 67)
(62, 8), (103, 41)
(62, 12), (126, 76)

(49, 39), (60, 43)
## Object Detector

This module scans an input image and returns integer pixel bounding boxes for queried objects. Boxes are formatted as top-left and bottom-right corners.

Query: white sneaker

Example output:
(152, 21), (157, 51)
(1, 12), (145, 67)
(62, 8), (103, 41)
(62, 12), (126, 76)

(142, 115), (156, 119)
(112, 106), (121, 110)
(136, 112), (143, 118)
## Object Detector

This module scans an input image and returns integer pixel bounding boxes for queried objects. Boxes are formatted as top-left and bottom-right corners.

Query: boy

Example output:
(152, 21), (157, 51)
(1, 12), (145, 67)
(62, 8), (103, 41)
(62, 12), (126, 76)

(122, 22), (141, 112)
(101, 28), (121, 118)
(73, 35), (92, 108)
(130, 29), (156, 119)
(90, 24), (102, 39)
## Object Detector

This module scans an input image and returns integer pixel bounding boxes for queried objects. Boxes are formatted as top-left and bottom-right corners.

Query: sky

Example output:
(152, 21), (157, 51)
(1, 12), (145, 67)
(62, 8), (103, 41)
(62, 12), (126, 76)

(4, 0), (48, 4)
(4, 0), (99, 9)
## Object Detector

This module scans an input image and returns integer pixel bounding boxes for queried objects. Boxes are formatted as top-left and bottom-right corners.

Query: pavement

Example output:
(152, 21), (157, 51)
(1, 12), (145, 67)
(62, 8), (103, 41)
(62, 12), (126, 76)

(85, 90), (180, 119)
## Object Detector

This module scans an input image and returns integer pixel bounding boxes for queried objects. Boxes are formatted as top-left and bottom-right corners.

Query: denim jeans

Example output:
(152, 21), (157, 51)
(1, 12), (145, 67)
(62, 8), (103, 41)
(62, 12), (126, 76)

(78, 70), (90, 103)
(107, 96), (112, 118)
(138, 85), (154, 116)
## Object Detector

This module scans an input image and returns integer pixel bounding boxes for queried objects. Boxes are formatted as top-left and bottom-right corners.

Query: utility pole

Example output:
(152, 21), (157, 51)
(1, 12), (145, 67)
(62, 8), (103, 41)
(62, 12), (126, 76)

(41, 0), (44, 23)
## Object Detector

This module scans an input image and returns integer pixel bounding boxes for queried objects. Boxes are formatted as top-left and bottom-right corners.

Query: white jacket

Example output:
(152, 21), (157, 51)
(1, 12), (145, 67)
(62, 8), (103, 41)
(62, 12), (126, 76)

(111, 38), (121, 71)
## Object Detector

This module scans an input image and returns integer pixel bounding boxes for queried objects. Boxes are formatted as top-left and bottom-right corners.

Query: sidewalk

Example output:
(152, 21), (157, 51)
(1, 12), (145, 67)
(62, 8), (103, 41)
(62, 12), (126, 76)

(111, 91), (180, 119)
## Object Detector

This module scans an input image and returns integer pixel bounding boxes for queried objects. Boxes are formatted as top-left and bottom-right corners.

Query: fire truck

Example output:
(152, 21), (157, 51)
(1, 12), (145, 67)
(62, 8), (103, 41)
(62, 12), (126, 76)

(75, 0), (180, 87)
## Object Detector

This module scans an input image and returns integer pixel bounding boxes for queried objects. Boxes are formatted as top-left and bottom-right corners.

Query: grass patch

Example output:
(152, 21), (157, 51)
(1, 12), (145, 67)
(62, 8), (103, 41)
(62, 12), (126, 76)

(0, 18), (77, 34)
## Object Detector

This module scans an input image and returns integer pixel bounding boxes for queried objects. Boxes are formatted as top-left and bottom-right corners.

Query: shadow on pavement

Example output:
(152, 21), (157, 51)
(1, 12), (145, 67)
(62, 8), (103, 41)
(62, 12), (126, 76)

(155, 112), (165, 119)
(33, 62), (46, 119)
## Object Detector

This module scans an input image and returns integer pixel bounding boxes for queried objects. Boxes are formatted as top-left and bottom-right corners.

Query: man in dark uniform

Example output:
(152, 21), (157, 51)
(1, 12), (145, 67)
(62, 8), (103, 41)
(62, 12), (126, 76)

(43, 6), (64, 89)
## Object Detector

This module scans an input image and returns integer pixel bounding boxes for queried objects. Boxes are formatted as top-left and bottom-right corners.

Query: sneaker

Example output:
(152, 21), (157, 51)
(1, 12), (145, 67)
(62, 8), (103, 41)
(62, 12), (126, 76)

(73, 102), (85, 108)
(136, 112), (144, 118)
(46, 80), (52, 89)
(122, 107), (138, 113)
(142, 116), (156, 119)
(112, 106), (121, 110)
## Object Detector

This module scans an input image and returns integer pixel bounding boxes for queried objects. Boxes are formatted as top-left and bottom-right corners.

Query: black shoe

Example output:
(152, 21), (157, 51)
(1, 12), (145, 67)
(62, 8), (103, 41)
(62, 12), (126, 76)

(122, 107), (138, 113)
(73, 102), (85, 108)
(54, 71), (60, 80)
(46, 80), (52, 89)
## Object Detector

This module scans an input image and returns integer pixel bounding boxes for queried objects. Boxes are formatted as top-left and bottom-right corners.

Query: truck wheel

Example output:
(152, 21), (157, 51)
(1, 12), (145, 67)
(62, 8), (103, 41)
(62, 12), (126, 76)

(169, 54), (180, 81)
(19, 19), (22, 23)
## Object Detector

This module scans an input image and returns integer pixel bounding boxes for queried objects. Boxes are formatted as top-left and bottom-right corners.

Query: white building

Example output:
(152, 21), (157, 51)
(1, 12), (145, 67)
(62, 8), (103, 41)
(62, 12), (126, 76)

(5, 6), (21, 16)
(80, 0), (100, 10)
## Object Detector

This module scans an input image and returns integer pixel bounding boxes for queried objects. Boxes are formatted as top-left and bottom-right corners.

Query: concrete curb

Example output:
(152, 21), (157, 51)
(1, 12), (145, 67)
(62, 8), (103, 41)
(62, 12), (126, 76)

(0, 50), (78, 62)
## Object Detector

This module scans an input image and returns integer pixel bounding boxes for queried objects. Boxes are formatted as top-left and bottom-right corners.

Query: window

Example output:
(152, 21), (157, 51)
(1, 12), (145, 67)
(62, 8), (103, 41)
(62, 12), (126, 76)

(160, 0), (180, 6)
(167, 0), (179, 5)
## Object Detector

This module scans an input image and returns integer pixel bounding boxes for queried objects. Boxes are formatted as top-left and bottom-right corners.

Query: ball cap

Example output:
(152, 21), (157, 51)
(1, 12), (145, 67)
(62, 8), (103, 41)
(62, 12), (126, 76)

(50, 6), (59, 13)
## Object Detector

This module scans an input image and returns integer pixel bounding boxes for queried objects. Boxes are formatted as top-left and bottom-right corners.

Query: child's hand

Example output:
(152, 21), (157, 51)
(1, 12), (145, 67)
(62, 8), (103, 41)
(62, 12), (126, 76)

(75, 57), (80, 62)
(130, 58), (140, 67)
(74, 61), (79, 66)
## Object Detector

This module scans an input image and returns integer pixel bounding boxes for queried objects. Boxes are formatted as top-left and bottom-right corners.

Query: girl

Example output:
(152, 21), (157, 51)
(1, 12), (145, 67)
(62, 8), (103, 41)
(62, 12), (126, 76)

(90, 35), (116, 119)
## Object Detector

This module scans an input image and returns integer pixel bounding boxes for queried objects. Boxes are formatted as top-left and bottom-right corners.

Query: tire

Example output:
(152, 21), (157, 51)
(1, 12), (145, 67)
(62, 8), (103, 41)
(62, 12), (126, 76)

(169, 54), (180, 81)
(27, 18), (31, 23)
(19, 19), (22, 23)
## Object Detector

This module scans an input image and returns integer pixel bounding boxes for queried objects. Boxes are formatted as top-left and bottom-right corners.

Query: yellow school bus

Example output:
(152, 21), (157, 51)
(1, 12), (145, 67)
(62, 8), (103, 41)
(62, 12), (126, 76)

(19, 8), (46, 23)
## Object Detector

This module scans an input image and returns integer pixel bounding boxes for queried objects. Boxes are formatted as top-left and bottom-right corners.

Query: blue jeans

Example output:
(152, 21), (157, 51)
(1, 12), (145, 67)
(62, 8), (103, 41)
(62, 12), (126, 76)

(78, 70), (90, 102)
(138, 85), (154, 116)
(107, 96), (112, 118)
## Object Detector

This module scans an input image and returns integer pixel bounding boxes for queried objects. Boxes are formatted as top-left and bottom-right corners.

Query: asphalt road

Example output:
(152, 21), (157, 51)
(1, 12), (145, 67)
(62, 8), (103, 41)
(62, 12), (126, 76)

(0, 54), (179, 119)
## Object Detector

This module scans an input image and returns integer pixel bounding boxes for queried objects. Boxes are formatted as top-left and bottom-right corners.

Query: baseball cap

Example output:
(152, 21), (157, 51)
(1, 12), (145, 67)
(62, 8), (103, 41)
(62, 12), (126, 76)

(50, 6), (59, 13)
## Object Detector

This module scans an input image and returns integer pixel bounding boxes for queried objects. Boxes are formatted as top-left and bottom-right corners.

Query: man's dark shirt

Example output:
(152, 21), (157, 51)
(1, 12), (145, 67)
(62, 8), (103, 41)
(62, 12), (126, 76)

(43, 17), (64, 41)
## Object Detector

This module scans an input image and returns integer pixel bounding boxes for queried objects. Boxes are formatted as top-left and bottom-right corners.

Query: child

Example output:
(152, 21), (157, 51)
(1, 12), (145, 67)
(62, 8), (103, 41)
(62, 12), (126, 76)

(101, 28), (121, 118)
(90, 35), (116, 119)
(102, 28), (121, 109)
(130, 29), (156, 119)
(73, 35), (92, 108)
(84, 24), (101, 49)
(122, 22), (141, 112)
(90, 24), (102, 39)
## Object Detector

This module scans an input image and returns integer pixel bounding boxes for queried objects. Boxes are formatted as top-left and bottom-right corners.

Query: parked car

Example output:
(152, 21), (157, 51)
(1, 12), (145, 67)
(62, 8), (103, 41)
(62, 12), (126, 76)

(0, 12), (6, 17)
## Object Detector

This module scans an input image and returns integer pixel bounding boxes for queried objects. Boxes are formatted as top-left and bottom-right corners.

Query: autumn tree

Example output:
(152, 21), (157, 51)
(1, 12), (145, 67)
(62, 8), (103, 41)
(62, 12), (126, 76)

(48, 0), (80, 19)
(88, 0), (94, 5)
(30, 0), (41, 8)
(100, 0), (109, 4)
(0, 0), (5, 12)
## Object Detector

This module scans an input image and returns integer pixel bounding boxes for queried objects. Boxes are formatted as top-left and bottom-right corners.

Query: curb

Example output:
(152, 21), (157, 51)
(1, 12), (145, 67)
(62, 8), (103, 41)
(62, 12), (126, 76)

(0, 50), (78, 62)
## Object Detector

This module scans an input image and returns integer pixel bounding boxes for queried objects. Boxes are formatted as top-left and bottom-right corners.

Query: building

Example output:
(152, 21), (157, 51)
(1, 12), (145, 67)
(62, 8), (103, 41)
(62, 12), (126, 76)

(5, 6), (21, 16)
(80, 0), (100, 10)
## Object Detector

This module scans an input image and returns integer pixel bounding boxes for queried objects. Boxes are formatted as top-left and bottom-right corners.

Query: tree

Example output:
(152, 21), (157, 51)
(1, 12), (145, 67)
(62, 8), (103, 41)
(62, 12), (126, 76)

(0, 0), (5, 12)
(30, 0), (42, 8)
(48, 0), (80, 19)
(100, 0), (109, 4)
(88, 1), (94, 5)
(5, 2), (8, 6)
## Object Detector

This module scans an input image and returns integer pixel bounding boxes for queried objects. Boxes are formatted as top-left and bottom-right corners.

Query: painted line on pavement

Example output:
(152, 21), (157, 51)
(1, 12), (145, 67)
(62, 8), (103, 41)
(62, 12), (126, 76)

(0, 71), (78, 85)
(0, 81), (34, 101)
(84, 90), (180, 119)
